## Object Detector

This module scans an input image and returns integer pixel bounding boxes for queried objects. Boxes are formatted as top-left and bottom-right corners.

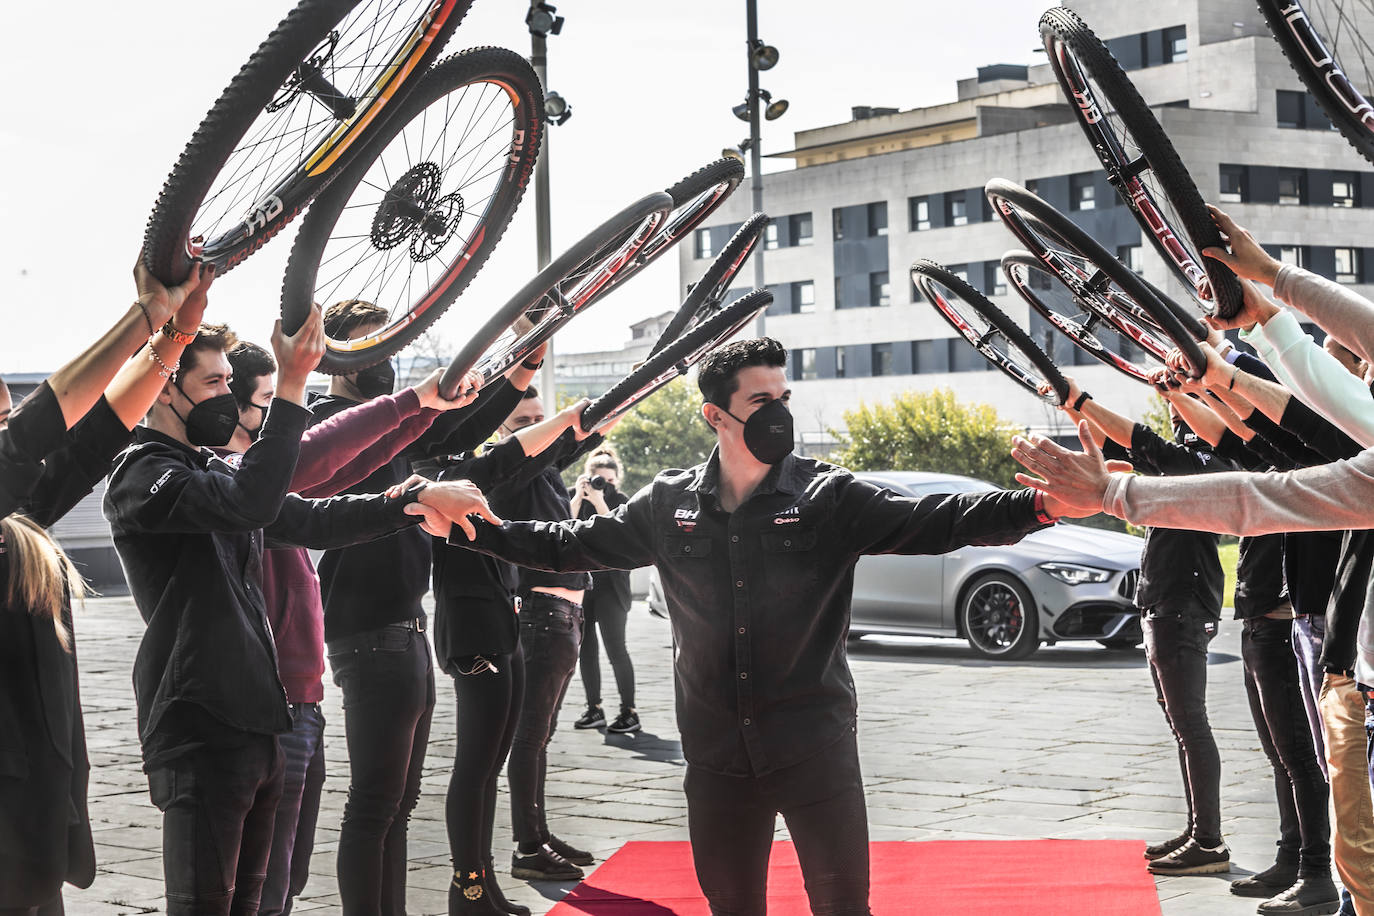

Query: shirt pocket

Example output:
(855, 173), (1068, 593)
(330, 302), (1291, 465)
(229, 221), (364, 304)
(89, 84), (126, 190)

(759, 527), (819, 601)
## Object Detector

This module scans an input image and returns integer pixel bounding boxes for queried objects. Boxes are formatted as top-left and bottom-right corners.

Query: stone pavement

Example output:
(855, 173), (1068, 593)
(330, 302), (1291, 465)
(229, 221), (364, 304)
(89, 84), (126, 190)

(63, 594), (1310, 915)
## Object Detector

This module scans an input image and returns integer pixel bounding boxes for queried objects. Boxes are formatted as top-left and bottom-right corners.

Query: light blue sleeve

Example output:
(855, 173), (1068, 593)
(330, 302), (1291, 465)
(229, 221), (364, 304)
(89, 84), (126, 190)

(1256, 309), (1374, 448)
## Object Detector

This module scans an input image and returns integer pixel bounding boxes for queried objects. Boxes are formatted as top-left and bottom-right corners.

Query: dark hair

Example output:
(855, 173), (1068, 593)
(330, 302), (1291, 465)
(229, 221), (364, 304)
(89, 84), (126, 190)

(180, 323), (239, 375)
(696, 337), (787, 408)
(521, 384), (539, 401)
(226, 342), (276, 408)
(323, 299), (388, 340)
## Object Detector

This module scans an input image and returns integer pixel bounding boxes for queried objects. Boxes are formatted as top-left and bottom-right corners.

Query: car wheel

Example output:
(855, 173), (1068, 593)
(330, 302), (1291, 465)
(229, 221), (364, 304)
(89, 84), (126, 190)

(959, 572), (1040, 660)
(1097, 637), (1141, 650)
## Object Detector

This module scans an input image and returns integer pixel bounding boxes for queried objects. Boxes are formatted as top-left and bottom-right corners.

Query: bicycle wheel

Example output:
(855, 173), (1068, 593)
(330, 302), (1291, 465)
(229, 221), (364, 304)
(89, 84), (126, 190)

(648, 213), (768, 359)
(1260, 0), (1374, 165)
(985, 178), (1207, 376)
(911, 259), (1069, 405)
(1040, 6), (1243, 319)
(1002, 251), (1157, 384)
(437, 191), (675, 397)
(580, 289), (772, 432)
(588, 157), (746, 304)
(281, 47), (543, 374)
(145, 0), (470, 284)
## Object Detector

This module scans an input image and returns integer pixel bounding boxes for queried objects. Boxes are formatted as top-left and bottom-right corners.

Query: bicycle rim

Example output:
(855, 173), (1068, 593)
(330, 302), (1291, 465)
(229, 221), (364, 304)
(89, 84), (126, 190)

(649, 213), (768, 359)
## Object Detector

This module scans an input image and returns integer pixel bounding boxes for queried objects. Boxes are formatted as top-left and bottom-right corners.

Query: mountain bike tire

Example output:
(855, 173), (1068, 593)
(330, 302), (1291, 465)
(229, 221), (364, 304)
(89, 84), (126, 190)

(144, 0), (470, 285)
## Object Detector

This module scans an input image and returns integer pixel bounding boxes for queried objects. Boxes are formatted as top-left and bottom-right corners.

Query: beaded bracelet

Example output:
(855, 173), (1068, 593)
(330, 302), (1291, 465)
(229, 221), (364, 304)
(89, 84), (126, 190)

(146, 339), (180, 380)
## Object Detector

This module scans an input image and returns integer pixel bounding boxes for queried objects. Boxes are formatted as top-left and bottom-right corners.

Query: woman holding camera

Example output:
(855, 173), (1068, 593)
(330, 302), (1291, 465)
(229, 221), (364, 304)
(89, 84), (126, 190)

(569, 446), (640, 734)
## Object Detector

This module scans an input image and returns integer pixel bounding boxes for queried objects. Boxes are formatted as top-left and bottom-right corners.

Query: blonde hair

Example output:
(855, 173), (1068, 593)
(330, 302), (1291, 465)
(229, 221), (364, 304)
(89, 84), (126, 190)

(584, 444), (623, 478)
(2, 514), (89, 651)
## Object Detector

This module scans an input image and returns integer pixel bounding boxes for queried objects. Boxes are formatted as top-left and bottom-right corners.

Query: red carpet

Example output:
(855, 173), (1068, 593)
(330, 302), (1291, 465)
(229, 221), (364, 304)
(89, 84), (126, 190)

(548, 840), (1162, 915)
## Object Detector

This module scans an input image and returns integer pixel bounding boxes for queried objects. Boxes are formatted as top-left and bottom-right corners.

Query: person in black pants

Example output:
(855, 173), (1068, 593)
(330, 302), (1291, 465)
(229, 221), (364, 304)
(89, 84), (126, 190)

(570, 446), (639, 734)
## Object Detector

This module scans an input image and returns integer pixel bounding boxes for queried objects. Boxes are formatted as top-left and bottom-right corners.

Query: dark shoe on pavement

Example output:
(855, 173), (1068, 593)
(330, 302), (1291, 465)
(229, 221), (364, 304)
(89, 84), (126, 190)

(450, 867), (507, 915)
(1147, 839), (1231, 876)
(1256, 874), (1342, 916)
(574, 705), (605, 730)
(510, 845), (584, 882)
(484, 856), (531, 916)
(608, 709), (641, 734)
(1231, 861), (1300, 898)
(1144, 832), (1191, 861)
(545, 834), (595, 866)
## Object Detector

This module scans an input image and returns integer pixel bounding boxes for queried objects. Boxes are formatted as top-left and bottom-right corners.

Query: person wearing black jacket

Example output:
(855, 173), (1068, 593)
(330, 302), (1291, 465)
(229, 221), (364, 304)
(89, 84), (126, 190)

(416, 338), (1079, 915)
(103, 310), (495, 916)
(308, 300), (532, 916)
(1055, 375), (1233, 877)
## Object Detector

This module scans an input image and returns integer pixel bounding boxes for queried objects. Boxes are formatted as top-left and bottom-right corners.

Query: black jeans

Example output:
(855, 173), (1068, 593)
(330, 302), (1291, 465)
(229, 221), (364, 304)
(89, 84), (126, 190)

(1241, 616), (1331, 873)
(446, 647), (524, 869)
(328, 622), (436, 916)
(261, 703), (326, 916)
(147, 734), (284, 915)
(509, 594), (582, 846)
(683, 732), (871, 916)
(579, 585), (635, 711)
(1143, 610), (1222, 845)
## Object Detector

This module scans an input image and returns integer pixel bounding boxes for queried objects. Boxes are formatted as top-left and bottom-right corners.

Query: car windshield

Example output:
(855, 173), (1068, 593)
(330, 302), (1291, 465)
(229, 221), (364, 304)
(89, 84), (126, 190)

(864, 477), (999, 498)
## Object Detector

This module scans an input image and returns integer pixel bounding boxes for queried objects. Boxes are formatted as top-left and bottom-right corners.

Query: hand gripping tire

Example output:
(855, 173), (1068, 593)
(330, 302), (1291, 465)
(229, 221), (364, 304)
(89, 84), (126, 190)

(144, 0), (470, 284)
(579, 288), (773, 432)
(911, 259), (1070, 405)
(437, 191), (675, 397)
(1040, 6), (1243, 319)
(649, 214), (768, 359)
(985, 178), (1207, 378)
(280, 47), (544, 374)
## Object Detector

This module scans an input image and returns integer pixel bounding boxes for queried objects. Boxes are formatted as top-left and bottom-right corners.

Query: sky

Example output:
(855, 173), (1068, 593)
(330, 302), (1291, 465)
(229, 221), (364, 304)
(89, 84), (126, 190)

(0, 0), (1047, 374)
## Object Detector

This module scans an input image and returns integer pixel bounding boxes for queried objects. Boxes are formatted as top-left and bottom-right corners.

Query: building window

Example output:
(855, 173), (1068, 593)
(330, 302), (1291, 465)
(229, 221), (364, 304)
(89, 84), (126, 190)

(1162, 25), (1187, 62)
(794, 348), (818, 380)
(910, 197), (931, 231)
(946, 196), (968, 227)
(1276, 89), (1330, 130)
(1335, 247), (1362, 284)
(1278, 169), (1306, 205)
(1219, 164), (1247, 203)
(984, 263), (1007, 296)
(792, 213), (813, 246)
(835, 347), (847, 378)
(1070, 172), (1096, 211)
(764, 222), (779, 250)
(867, 202), (888, 237)
(793, 280), (815, 314)
(832, 209), (846, 240)
(694, 227), (714, 259)
(870, 270), (891, 307)
(872, 343), (894, 377)
(947, 263), (970, 285)
(1279, 246), (1307, 268)
(1333, 172), (1359, 208)
(1118, 244), (1143, 273)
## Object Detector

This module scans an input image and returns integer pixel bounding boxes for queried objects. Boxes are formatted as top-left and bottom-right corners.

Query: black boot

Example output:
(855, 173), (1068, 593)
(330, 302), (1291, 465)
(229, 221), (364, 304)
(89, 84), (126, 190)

(1256, 872), (1341, 915)
(484, 856), (531, 916)
(450, 866), (506, 916)
(1231, 858), (1300, 898)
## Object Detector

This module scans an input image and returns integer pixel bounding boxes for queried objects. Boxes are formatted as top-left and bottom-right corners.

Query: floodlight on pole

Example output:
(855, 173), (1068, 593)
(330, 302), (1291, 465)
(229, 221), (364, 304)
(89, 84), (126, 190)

(545, 90), (572, 126)
(750, 39), (779, 71)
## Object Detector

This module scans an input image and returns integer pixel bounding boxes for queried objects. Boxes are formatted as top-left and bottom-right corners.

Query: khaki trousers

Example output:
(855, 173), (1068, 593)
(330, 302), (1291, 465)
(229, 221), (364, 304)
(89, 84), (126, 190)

(1318, 673), (1374, 916)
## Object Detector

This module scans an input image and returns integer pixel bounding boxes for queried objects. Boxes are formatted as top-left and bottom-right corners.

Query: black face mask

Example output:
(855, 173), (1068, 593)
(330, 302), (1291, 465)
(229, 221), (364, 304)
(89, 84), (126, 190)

(353, 360), (395, 399)
(236, 402), (269, 442)
(172, 382), (240, 447)
(723, 397), (794, 465)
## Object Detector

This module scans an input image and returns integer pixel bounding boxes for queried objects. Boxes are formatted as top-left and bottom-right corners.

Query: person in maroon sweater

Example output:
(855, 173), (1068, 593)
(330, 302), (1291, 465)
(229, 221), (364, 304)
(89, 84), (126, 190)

(223, 342), (482, 916)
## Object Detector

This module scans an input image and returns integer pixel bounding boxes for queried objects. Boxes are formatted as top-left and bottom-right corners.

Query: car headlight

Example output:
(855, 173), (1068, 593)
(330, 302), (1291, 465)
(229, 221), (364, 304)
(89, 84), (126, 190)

(1037, 562), (1112, 585)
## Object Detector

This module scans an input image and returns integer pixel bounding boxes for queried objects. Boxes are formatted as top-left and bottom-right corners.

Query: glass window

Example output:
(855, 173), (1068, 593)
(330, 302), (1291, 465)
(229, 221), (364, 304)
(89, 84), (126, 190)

(1070, 172), (1096, 211)
(946, 196), (968, 227)
(794, 280), (815, 314)
(871, 343), (893, 377)
(1162, 25), (1187, 63)
(911, 197), (931, 231)
(949, 340), (985, 372)
(789, 212), (813, 246)
(1278, 169), (1306, 205)
(947, 263), (969, 285)
(832, 209), (846, 240)
(1118, 244), (1143, 273)
(870, 270), (890, 307)
(1279, 246), (1306, 268)
(694, 227), (714, 259)
(795, 348), (818, 380)
(867, 202), (888, 237)
(1218, 164), (1247, 203)
(764, 222), (779, 250)
(1333, 172), (1359, 208)
(984, 264), (1007, 296)
(1335, 247), (1362, 284)
(835, 347), (847, 378)
(1277, 90), (1305, 129)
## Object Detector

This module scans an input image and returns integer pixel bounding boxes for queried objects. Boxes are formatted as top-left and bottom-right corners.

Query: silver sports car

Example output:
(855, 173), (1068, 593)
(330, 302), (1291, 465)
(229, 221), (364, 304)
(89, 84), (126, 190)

(645, 470), (1144, 660)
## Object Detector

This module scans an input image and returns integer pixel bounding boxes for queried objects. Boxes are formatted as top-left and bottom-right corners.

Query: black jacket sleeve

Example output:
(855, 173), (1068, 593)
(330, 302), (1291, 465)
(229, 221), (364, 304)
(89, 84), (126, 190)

(265, 487), (421, 550)
(1278, 397), (1362, 462)
(433, 437), (528, 492)
(841, 480), (1046, 556)
(459, 486), (657, 572)
(22, 397), (132, 529)
(406, 378), (525, 460)
(1127, 423), (1237, 476)
(0, 383), (68, 519)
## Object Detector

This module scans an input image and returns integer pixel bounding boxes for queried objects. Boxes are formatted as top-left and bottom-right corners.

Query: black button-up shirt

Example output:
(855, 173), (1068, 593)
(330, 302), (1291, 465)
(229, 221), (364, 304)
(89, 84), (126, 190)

(459, 449), (1045, 776)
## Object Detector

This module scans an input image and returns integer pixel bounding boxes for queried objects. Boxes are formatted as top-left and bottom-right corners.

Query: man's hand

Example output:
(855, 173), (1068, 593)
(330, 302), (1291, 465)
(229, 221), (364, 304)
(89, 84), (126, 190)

(1011, 421), (1116, 516)
(1203, 205), (1281, 287)
(135, 253), (214, 330)
(1203, 277), (1281, 334)
(408, 478), (504, 541)
(415, 368), (482, 411)
(271, 304), (325, 406)
(555, 398), (594, 440)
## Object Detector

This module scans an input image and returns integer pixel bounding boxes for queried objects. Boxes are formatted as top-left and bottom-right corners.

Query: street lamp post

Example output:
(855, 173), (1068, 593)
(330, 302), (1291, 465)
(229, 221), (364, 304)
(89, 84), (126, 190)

(746, 0), (765, 338)
(528, 1), (566, 402)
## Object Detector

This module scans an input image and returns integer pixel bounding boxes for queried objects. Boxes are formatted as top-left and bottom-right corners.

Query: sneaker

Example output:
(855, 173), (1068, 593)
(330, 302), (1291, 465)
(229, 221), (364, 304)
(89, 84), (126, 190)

(1144, 832), (1191, 861)
(608, 709), (641, 734)
(1256, 874), (1341, 915)
(510, 845), (584, 882)
(574, 705), (605, 730)
(1231, 861), (1300, 898)
(545, 834), (595, 866)
(1147, 839), (1231, 876)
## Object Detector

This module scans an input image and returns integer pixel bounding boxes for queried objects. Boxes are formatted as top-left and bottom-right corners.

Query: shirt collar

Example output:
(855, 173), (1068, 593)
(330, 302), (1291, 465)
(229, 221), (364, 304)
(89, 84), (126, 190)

(687, 448), (805, 499)
(134, 425), (211, 465)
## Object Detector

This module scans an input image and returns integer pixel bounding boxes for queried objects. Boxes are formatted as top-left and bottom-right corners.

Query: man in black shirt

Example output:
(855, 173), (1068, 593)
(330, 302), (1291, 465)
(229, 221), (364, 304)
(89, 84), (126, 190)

(417, 338), (1079, 914)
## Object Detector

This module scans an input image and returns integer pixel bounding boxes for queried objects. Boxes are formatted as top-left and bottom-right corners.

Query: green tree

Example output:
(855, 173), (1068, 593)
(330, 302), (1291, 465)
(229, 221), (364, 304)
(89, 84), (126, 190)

(830, 388), (1021, 487)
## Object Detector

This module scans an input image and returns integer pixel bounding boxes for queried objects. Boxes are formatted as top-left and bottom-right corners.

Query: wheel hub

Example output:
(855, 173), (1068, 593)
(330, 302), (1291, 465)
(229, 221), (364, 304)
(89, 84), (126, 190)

(268, 31), (357, 119)
(370, 163), (465, 261)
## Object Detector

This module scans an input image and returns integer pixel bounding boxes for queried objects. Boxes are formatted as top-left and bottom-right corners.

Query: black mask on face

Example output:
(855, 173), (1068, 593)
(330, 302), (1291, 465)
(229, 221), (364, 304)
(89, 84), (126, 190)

(353, 360), (395, 399)
(237, 402), (269, 442)
(171, 382), (240, 447)
(722, 397), (794, 465)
